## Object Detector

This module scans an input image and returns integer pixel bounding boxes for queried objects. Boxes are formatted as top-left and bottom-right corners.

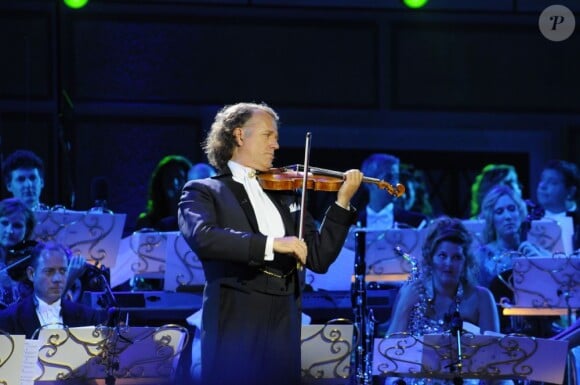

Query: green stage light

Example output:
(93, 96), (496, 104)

(63, 0), (89, 9)
(402, 0), (429, 9)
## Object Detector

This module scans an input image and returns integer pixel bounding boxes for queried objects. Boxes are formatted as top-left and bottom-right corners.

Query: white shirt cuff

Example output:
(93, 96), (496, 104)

(264, 236), (275, 261)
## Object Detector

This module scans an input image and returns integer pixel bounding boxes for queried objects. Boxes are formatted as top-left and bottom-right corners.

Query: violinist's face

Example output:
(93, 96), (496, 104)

(432, 241), (465, 288)
(0, 211), (27, 248)
(232, 110), (279, 171)
(27, 250), (68, 305)
(492, 194), (521, 239)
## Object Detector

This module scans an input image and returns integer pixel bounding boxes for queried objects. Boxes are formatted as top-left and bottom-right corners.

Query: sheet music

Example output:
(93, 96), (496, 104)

(526, 218), (569, 255)
(512, 256), (580, 308)
(20, 339), (40, 385)
(33, 209), (126, 268)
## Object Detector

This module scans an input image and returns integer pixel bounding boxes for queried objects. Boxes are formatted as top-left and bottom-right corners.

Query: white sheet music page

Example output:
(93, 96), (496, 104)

(20, 339), (41, 385)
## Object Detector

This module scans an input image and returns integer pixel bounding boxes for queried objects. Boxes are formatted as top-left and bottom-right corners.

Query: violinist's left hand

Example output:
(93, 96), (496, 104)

(67, 255), (87, 280)
(336, 169), (363, 209)
(518, 241), (551, 258)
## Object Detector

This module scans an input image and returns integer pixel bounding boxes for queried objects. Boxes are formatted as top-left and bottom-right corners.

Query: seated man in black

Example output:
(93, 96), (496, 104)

(0, 241), (107, 338)
(356, 153), (428, 229)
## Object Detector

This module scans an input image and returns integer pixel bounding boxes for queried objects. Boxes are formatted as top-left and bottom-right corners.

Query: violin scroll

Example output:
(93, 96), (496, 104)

(377, 180), (406, 198)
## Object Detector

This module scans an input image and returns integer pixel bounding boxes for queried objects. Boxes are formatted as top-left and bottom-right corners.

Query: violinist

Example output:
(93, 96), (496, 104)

(0, 241), (107, 339)
(178, 102), (363, 385)
(0, 198), (88, 308)
(0, 198), (36, 307)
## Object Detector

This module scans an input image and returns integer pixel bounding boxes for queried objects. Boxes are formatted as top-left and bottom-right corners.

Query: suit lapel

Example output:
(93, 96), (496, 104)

(19, 296), (41, 338)
(222, 176), (261, 233)
(61, 299), (73, 326)
(222, 175), (298, 237)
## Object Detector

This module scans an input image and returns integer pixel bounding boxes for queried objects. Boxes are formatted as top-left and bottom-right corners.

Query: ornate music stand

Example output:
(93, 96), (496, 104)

(163, 232), (205, 291)
(112, 231), (206, 291)
(33, 208), (126, 268)
(0, 330), (25, 385)
(33, 324), (188, 384)
(372, 332), (568, 384)
(526, 218), (573, 256)
(301, 320), (355, 384)
(306, 227), (424, 292)
(512, 255), (580, 309)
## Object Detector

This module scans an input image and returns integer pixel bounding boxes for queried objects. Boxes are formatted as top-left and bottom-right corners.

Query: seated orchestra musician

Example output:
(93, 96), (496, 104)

(2, 149), (48, 211)
(0, 197), (37, 307)
(358, 153), (428, 230)
(385, 216), (502, 385)
(0, 241), (107, 338)
(474, 185), (554, 336)
(469, 163), (523, 220)
(0, 197), (89, 307)
(535, 159), (579, 251)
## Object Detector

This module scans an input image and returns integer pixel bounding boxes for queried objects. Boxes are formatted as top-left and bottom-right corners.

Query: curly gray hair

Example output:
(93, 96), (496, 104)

(203, 102), (279, 172)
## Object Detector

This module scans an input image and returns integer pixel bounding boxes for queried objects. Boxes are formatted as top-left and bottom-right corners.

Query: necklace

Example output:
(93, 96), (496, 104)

(412, 277), (464, 334)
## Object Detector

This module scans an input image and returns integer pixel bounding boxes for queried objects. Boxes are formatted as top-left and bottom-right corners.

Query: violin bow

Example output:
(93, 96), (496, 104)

(295, 132), (312, 271)
(298, 132), (312, 241)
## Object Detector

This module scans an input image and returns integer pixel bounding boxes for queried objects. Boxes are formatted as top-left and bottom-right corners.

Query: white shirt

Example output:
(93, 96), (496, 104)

(35, 296), (64, 329)
(544, 209), (568, 220)
(228, 161), (285, 261)
(366, 203), (395, 230)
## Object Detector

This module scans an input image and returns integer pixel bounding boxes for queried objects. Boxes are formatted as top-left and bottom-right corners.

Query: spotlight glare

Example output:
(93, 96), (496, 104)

(402, 0), (429, 9)
(63, 0), (89, 9)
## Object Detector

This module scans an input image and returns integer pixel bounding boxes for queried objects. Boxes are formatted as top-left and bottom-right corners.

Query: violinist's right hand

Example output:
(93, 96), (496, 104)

(273, 236), (307, 265)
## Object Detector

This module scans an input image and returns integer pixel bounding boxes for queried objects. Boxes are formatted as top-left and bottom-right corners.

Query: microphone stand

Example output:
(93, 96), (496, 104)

(450, 311), (463, 385)
(352, 229), (372, 385)
(95, 271), (121, 385)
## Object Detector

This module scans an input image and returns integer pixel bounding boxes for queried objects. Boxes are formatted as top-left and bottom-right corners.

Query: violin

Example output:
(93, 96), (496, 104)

(4, 239), (39, 282)
(256, 164), (405, 198)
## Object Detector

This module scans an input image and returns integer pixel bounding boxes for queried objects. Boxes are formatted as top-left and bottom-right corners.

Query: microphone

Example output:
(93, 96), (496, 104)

(450, 311), (463, 335)
(90, 176), (110, 212)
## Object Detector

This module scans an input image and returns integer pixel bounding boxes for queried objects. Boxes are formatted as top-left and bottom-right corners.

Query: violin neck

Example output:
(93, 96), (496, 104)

(287, 164), (382, 185)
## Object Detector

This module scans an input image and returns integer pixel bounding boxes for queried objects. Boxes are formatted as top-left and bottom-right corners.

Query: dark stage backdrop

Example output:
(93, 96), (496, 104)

(70, 116), (203, 235)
